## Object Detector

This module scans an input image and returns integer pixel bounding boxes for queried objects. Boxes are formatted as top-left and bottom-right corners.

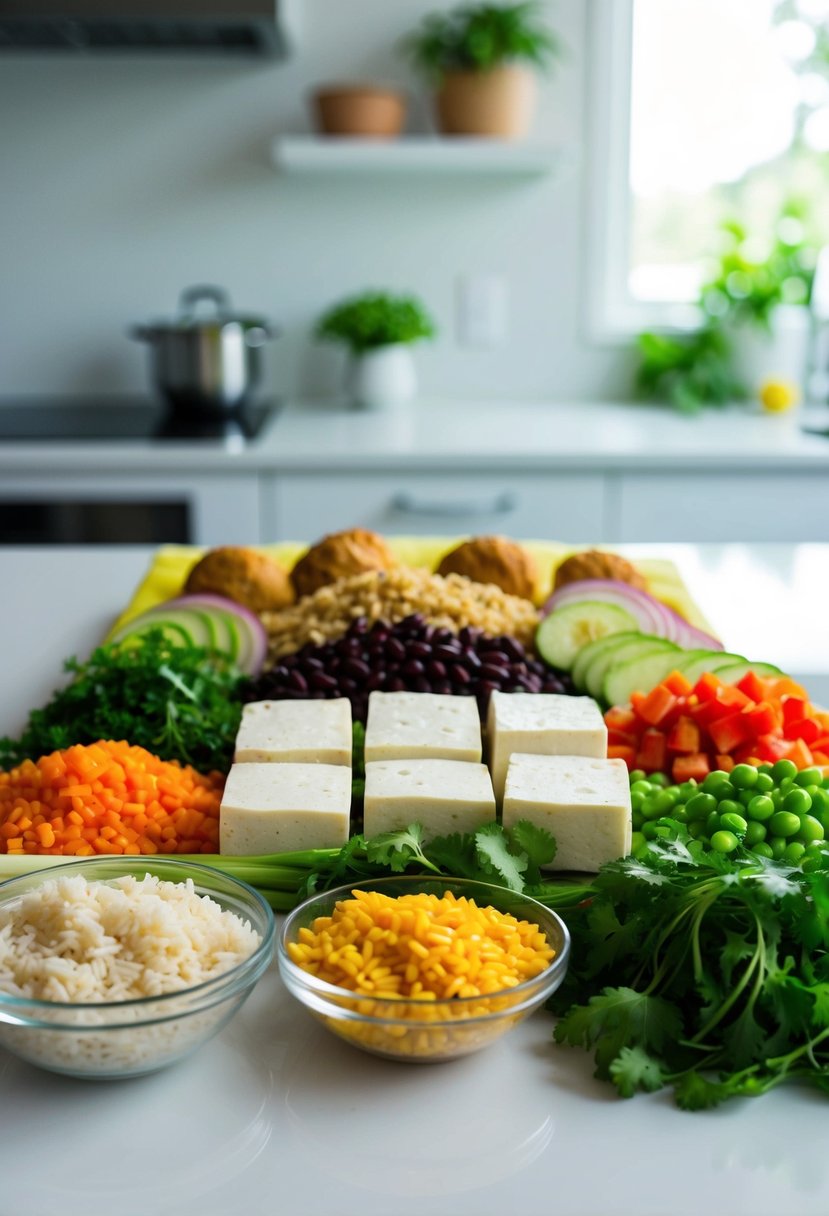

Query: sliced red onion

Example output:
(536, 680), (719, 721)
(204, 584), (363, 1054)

(171, 594), (268, 675)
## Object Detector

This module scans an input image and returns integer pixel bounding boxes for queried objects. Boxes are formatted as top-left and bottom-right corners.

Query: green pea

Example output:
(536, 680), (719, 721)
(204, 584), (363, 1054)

(744, 820), (767, 847)
(648, 772), (669, 787)
(738, 789), (756, 808)
(795, 767), (824, 789)
(719, 812), (748, 838)
(752, 841), (774, 858)
(757, 764), (774, 776)
(630, 831), (646, 854)
(629, 770), (647, 784)
(783, 787), (813, 816)
(797, 815), (825, 843)
(754, 773), (774, 794)
(747, 794), (775, 822)
(769, 835), (788, 859)
(711, 830), (739, 854)
(772, 759), (798, 783)
(641, 797), (665, 821)
(687, 821), (707, 839)
(703, 772), (733, 797)
(706, 810), (721, 836)
(730, 764), (759, 790)
(770, 810), (801, 838)
(686, 792), (717, 820)
(630, 780), (653, 797)
(672, 806), (689, 824)
(717, 799), (743, 819)
(641, 821), (660, 840)
(784, 841), (807, 864)
(631, 790), (646, 813)
(810, 788), (829, 816)
(678, 781), (698, 800)
(801, 854), (824, 873)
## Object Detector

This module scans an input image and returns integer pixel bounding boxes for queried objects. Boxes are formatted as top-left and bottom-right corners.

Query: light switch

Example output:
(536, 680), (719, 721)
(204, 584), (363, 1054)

(456, 273), (509, 348)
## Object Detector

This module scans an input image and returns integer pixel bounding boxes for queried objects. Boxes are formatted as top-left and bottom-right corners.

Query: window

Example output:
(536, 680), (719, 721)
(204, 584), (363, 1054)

(586, 0), (829, 339)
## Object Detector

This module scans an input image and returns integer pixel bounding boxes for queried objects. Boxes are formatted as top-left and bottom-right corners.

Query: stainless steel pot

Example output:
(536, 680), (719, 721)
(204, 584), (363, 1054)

(131, 285), (278, 415)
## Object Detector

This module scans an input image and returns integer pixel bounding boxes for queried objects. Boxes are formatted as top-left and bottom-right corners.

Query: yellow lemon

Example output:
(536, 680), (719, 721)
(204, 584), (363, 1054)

(759, 379), (799, 413)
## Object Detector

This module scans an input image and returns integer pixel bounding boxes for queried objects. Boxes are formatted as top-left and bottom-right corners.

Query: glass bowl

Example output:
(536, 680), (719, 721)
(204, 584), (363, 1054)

(278, 876), (570, 1063)
(0, 857), (275, 1080)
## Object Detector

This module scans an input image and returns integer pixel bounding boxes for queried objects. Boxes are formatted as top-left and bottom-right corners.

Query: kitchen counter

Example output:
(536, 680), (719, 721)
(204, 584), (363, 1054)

(1, 542), (829, 1216)
(0, 398), (828, 473)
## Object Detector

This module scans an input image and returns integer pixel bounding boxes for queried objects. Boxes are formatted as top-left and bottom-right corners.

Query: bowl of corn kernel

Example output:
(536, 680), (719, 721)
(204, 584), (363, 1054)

(277, 876), (570, 1062)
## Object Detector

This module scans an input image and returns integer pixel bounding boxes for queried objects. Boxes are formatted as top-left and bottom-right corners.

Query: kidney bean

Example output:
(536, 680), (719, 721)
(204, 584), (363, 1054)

(287, 670), (308, 693)
(426, 659), (447, 680)
(432, 642), (462, 663)
(449, 664), (471, 686)
(402, 659), (425, 678)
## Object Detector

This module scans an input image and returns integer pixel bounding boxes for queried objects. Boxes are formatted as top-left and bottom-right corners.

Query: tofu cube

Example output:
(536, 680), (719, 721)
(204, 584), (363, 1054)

(503, 754), (631, 872)
(365, 691), (482, 763)
(487, 691), (607, 801)
(364, 759), (496, 841)
(220, 762), (351, 855)
(234, 698), (352, 765)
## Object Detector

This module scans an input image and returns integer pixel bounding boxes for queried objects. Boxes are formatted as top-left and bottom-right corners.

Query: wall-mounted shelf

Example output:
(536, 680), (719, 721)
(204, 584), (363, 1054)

(271, 136), (561, 177)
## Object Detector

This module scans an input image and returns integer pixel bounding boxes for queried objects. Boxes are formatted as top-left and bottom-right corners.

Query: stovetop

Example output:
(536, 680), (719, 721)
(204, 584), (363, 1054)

(0, 399), (278, 443)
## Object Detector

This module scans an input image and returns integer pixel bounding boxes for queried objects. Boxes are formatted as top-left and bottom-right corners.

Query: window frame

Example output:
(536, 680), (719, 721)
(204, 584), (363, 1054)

(583, 0), (703, 343)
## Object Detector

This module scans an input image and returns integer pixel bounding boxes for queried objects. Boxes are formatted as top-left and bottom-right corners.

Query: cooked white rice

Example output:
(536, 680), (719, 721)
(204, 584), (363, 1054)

(0, 872), (261, 1003)
(0, 873), (263, 1076)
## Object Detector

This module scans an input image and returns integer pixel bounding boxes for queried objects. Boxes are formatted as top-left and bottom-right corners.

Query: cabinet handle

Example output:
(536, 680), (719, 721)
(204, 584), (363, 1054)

(390, 491), (517, 518)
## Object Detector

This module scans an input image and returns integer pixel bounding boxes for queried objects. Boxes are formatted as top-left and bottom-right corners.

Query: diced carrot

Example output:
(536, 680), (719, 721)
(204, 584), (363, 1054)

(638, 685), (679, 727)
(605, 706), (639, 733)
(630, 690), (647, 718)
(694, 673), (723, 702)
(608, 728), (638, 748)
(715, 754), (735, 772)
(770, 677), (809, 700)
(672, 753), (711, 783)
(787, 738), (815, 769)
(736, 671), (766, 702)
(663, 670), (693, 697)
(666, 715), (701, 755)
(607, 744), (636, 767)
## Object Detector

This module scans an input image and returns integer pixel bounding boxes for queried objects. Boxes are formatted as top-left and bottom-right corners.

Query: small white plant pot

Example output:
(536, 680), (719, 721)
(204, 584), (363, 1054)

(347, 344), (417, 410)
(725, 305), (810, 405)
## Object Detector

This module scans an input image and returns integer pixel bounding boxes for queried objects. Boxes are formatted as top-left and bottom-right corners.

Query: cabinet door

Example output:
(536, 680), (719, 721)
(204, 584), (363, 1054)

(617, 473), (829, 542)
(265, 472), (606, 542)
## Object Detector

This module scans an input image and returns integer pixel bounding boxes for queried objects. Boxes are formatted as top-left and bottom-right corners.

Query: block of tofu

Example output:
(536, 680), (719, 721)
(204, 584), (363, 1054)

(364, 759), (495, 841)
(364, 691), (482, 763)
(502, 754), (631, 872)
(220, 762), (351, 855)
(233, 698), (352, 765)
(487, 690), (607, 801)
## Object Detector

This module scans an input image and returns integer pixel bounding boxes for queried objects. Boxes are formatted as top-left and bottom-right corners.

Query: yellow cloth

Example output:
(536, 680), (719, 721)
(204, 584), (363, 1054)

(110, 539), (715, 637)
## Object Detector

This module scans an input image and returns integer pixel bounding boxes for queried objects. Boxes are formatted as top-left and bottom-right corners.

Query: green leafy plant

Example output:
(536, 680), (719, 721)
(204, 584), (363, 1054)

(635, 325), (742, 415)
(403, 2), (560, 80)
(701, 215), (815, 332)
(315, 292), (436, 355)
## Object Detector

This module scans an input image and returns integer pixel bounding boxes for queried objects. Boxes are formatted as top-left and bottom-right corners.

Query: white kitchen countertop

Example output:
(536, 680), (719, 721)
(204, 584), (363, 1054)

(1, 542), (829, 1216)
(1, 398), (828, 473)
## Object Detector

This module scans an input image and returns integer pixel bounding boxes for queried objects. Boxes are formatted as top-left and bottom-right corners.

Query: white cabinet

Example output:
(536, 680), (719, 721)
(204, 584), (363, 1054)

(264, 472), (606, 543)
(615, 473), (829, 543)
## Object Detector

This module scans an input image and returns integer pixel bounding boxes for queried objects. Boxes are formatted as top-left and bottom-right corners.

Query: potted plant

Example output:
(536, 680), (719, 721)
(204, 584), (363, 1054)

(403, 2), (560, 139)
(315, 292), (436, 410)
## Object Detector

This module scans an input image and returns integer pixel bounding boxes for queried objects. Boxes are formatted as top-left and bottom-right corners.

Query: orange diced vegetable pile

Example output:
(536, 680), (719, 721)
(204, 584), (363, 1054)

(0, 740), (223, 856)
(605, 670), (829, 783)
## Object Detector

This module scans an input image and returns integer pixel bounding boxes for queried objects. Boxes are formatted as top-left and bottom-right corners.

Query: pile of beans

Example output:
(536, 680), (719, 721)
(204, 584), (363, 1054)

(244, 614), (573, 721)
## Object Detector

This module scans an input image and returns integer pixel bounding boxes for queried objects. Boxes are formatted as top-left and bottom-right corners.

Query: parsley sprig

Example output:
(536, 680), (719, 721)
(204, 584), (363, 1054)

(0, 630), (244, 772)
(550, 836), (829, 1109)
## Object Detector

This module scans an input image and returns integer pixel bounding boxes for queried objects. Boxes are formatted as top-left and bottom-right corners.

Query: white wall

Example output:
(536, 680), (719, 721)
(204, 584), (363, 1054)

(0, 0), (631, 401)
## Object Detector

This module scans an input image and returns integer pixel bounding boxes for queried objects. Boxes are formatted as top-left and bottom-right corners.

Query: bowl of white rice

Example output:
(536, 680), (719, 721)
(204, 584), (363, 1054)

(0, 857), (274, 1079)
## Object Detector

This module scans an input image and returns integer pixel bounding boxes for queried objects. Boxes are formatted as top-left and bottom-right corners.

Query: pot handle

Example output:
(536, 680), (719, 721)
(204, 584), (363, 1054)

(178, 284), (232, 320)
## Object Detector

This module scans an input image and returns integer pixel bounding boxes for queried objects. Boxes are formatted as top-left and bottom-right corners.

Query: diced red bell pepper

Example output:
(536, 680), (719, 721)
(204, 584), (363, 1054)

(715, 753), (735, 772)
(636, 730), (668, 773)
(666, 715), (701, 755)
(638, 684), (679, 727)
(663, 670), (693, 697)
(672, 753), (711, 783)
(755, 733), (793, 763)
(737, 671), (766, 702)
(782, 697), (807, 727)
(607, 744), (636, 767)
(717, 684), (752, 711)
(745, 701), (778, 737)
(784, 717), (821, 745)
(708, 710), (756, 755)
(788, 738), (814, 769)
(604, 706), (638, 733)
(814, 735), (829, 753)
(812, 750), (829, 766)
(630, 690), (647, 719)
(608, 728), (638, 748)
(694, 673), (723, 703)
(691, 697), (738, 728)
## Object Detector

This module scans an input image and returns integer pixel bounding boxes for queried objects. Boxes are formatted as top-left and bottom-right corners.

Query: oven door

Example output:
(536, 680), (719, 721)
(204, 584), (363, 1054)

(0, 472), (261, 545)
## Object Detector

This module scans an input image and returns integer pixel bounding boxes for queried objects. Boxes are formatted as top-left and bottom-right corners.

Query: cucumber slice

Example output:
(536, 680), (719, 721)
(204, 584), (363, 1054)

(112, 607), (219, 651)
(535, 602), (639, 671)
(674, 651), (747, 685)
(585, 637), (678, 701)
(603, 646), (685, 708)
(710, 660), (783, 685)
(571, 631), (645, 691)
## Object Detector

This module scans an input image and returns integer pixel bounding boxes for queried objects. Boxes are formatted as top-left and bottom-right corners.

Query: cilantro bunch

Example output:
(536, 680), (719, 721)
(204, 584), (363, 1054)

(551, 835), (829, 1109)
(0, 630), (244, 772)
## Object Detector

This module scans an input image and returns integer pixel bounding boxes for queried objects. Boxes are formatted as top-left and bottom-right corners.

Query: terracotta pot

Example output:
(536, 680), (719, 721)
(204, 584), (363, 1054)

(435, 64), (536, 138)
(312, 85), (406, 139)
